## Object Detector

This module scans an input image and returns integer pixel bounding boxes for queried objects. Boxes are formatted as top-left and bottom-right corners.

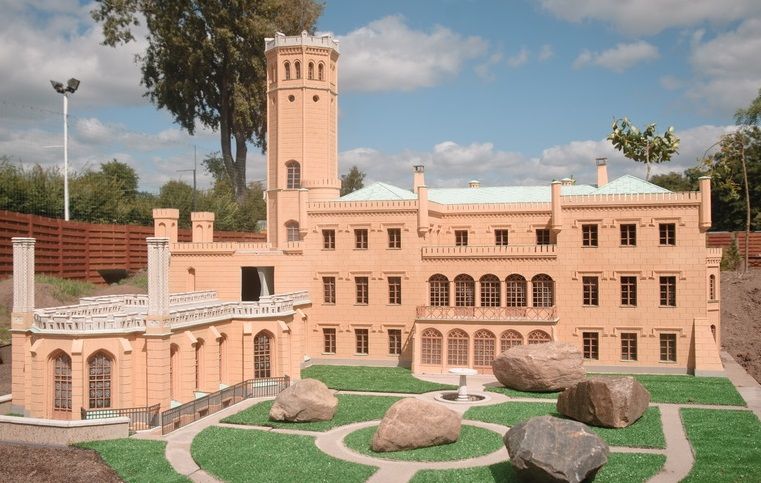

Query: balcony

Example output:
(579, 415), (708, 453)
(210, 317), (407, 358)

(416, 305), (557, 322)
(421, 245), (557, 260)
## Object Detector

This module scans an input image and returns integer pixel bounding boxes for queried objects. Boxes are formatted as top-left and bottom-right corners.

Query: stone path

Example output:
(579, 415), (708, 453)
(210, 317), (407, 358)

(156, 359), (761, 483)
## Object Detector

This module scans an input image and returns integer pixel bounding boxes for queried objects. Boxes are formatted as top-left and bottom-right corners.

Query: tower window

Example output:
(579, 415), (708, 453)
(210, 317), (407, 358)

(295, 61), (301, 79)
(286, 161), (301, 189)
(284, 61), (291, 80)
(318, 62), (324, 81)
(286, 221), (300, 242)
(308, 62), (314, 80)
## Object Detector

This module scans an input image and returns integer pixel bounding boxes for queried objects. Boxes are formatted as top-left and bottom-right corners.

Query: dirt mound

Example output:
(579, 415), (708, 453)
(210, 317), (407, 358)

(0, 443), (122, 483)
(721, 271), (761, 383)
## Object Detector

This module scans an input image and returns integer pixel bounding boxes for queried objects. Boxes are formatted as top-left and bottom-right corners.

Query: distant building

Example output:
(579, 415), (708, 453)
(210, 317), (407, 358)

(10, 32), (722, 419)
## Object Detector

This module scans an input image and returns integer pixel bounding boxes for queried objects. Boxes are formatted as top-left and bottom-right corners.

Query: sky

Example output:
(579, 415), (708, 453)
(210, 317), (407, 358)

(1, 0), (760, 194)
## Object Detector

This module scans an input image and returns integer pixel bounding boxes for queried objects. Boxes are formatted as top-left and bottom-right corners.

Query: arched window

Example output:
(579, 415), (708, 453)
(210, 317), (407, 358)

(187, 267), (196, 292)
(500, 330), (523, 352)
(429, 274), (449, 306)
(270, 64), (276, 82)
(254, 331), (272, 378)
(447, 329), (469, 366)
(218, 335), (227, 385)
(88, 352), (112, 409)
(480, 274), (500, 307)
(195, 339), (204, 390)
(286, 160), (301, 188)
(421, 328), (442, 365)
(294, 61), (301, 79)
(532, 274), (554, 307)
(286, 221), (300, 242)
(308, 62), (314, 80)
(52, 352), (72, 413)
(454, 274), (475, 307)
(506, 275), (527, 307)
(474, 330), (496, 367)
(284, 61), (291, 80)
(170, 344), (179, 400)
(709, 274), (716, 300)
(527, 330), (551, 344)
(318, 62), (324, 81)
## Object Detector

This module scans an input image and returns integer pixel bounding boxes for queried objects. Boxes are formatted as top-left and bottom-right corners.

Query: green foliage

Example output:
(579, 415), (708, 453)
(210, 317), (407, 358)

(37, 275), (95, 300)
(341, 166), (366, 196)
(721, 237), (742, 271)
(735, 87), (761, 126)
(192, 426), (376, 483)
(223, 394), (401, 431)
(608, 117), (680, 180)
(77, 439), (188, 483)
(300, 365), (456, 393)
(650, 168), (703, 192)
(92, 0), (324, 196)
(681, 408), (761, 482)
(344, 425), (504, 462)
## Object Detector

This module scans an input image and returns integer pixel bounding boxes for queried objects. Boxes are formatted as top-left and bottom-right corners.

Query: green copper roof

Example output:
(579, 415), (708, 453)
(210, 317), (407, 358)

(338, 175), (671, 204)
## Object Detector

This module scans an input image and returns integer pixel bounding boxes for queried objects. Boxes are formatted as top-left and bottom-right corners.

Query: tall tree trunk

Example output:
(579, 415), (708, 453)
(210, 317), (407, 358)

(234, 133), (248, 200)
(741, 139), (751, 275)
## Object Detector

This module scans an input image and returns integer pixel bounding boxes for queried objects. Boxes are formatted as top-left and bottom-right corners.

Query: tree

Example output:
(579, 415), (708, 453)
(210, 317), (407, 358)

(100, 159), (139, 199)
(340, 166), (366, 196)
(92, 0), (324, 197)
(608, 118), (680, 180)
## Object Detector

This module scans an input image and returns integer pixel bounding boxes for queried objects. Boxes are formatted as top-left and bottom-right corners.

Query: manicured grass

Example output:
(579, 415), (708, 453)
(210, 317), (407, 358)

(409, 453), (665, 482)
(344, 424), (503, 462)
(465, 402), (665, 448)
(77, 439), (188, 483)
(487, 374), (746, 406)
(192, 426), (376, 483)
(301, 365), (456, 393)
(222, 394), (402, 431)
(681, 408), (761, 482)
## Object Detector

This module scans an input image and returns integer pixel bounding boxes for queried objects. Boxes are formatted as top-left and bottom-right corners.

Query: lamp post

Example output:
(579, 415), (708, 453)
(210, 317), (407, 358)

(50, 78), (80, 221)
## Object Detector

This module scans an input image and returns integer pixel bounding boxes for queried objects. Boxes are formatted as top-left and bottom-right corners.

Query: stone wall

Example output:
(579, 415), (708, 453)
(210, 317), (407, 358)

(0, 415), (129, 445)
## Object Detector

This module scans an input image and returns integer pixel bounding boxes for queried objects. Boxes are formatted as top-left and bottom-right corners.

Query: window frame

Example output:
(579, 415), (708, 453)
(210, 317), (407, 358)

(659, 223), (676, 246)
(388, 329), (402, 356)
(582, 331), (599, 360)
(494, 229), (509, 246)
(582, 276), (599, 306)
(355, 276), (369, 305)
(620, 224), (637, 246)
(387, 228), (402, 249)
(536, 228), (551, 245)
(620, 332), (638, 361)
(355, 328), (369, 355)
(388, 276), (402, 305)
(354, 229), (368, 249)
(582, 224), (599, 247)
(454, 230), (469, 247)
(323, 328), (336, 354)
(322, 229), (335, 250)
(659, 276), (677, 307)
(660, 333), (677, 362)
(322, 276), (336, 304)
(620, 276), (638, 307)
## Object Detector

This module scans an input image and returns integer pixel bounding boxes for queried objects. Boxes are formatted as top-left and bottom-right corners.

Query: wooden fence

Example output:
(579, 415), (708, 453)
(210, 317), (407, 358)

(706, 231), (761, 267)
(0, 211), (265, 283)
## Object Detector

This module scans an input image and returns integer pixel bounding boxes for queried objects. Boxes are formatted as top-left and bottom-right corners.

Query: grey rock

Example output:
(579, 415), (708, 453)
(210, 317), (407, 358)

(492, 342), (585, 392)
(557, 376), (650, 428)
(269, 378), (338, 422)
(372, 398), (461, 452)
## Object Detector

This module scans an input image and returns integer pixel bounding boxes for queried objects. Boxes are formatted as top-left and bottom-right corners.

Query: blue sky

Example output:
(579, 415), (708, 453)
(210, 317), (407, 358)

(1, 0), (760, 193)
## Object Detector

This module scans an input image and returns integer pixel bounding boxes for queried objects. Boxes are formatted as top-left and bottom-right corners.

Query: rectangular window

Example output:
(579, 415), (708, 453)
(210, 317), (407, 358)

(355, 329), (369, 355)
(323, 328), (336, 354)
(455, 230), (469, 246)
(621, 333), (638, 361)
(322, 276), (336, 304)
(660, 333), (677, 362)
(388, 277), (402, 305)
(621, 276), (637, 306)
(582, 224), (598, 247)
(495, 229), (509, 246)
(660, 276), (677, 306)
(620, 224), (636, 246)
(388, 329), (402, 355)
(582, 276), (599, 306)
(355, 229), (368, 249)
(355, 277), (369, 304)
(659, 223), (676, 246)
(536, 228), (551, 245)
(387, 228), (402, 249)
(322, 229), (335, 250)
(582, 332), (599, 360)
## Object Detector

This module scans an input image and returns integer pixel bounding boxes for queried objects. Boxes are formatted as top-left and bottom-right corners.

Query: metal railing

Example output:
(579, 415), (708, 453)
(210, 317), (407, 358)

(161, 376), (290, 435)
(81, 403), (160, 432)
(416, 305), (557, 321)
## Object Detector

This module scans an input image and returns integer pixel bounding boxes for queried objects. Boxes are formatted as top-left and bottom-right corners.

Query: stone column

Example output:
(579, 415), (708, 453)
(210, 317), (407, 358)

(699, 176), (712, 231)
(551, 181), (562, 232)
(11, 238), (34, 415)
(145, 237), (171, 409)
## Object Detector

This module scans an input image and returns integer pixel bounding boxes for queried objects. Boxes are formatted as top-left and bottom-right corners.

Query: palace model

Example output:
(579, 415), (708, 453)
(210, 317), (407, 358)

(10, 32), (723, 419)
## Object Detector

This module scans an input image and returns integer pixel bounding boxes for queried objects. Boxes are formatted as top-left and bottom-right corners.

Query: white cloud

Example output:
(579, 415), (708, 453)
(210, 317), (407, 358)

(337, 16), (488, 92)
(660, 75), (684, 91)
(475, 52), (503, 81)
(507, 48), (529, 68)
(573, 41), (659, 72)
(538, 44), (554, 61)
(538, 0), (761, 36)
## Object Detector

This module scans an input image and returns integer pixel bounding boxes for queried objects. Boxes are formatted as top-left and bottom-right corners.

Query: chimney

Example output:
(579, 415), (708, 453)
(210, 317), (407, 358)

(191, 212), (215, 243)
(468, 180), (480, 189)
(560, 177), (575, 186)
(699, 176), (712, 230)
(413, 165), (426, 193)
(153, 208), (179, 243)
(596, 158), (608, 187)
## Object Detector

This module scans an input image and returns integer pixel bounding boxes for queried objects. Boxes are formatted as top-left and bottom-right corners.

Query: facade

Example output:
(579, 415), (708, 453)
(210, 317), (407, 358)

(10, 32), (723, 420)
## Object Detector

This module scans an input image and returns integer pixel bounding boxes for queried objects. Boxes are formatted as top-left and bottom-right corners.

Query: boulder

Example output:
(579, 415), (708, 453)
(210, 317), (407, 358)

(492, 342), (585, 392)
(269, 378), (338, 422)
(505, 415), (609, 483)
(372, 398), (461, 452)
(557, 376), (650, 428)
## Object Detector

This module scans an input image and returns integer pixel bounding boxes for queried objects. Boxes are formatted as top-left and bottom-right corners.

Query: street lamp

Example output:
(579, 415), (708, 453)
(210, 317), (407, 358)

(50, 78), (80, 221)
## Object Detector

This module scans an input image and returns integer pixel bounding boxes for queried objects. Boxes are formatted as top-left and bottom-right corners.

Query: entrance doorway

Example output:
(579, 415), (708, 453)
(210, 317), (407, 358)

(254, 331), (272, 378)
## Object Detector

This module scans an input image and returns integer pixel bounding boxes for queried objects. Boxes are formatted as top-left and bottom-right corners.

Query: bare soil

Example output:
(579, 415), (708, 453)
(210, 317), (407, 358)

(721, 270), (761, 383)
(0, 442), (122, 483)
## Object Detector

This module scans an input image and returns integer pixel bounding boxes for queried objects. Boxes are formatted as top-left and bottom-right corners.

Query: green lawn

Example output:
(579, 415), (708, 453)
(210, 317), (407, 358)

(192, 426), (376, 483)
(77, 439), (188, 483)
(681, 408), (761, 482)
(344, 424), (504, 462)
(222, 394), (402, 431)
(301, 365), (456, 393)
(409, 453), (665, 482)
(486, 374), (745, 406)
(464, 402), (665, 448)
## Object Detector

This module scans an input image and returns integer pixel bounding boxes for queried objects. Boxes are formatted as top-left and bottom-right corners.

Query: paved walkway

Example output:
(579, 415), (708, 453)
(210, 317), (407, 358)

(155, 358), (761, 483)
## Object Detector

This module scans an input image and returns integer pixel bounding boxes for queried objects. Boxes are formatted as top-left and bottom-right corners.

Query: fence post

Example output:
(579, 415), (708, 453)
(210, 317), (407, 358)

(57, 218), (64, 278)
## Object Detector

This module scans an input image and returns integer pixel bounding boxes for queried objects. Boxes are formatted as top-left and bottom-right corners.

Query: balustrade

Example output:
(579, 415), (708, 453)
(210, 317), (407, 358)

(416, 305), (557, 321)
